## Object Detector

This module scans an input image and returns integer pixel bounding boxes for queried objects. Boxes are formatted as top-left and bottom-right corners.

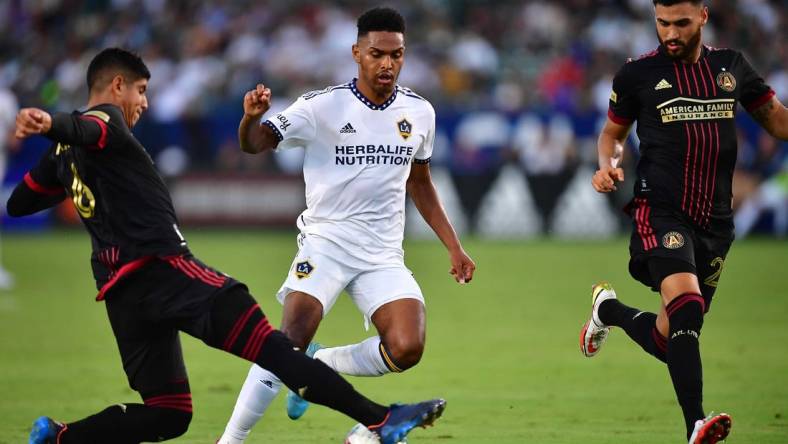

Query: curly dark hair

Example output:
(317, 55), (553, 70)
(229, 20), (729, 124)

(357, 7), (405, 38)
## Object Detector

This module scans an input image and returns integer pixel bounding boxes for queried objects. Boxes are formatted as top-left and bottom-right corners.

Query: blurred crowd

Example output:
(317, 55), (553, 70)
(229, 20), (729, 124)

(0, 0), (786, 235)
(2, 0), (786, 115)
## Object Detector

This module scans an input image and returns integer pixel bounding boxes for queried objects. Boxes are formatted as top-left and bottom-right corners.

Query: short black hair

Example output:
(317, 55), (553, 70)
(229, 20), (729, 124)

(653, 0), (704, 5)
(357, 7), (405, 38)
(86, 48), (150, 91)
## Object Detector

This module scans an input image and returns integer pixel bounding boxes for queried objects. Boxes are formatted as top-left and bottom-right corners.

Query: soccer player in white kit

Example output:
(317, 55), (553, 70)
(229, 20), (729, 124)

(218, 7), (476, 443)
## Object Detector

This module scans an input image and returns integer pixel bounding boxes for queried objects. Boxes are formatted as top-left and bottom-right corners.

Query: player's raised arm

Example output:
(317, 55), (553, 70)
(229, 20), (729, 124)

(239, 84), (278, 154)
(16, 106), (115, 150)
(593, 118), (629, 193)
(748, 95), (788, 140)
(406, 163), (476, 284)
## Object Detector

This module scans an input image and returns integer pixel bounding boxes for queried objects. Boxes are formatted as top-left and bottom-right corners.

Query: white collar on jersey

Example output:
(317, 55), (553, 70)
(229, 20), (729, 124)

(350, 78), (398, 111)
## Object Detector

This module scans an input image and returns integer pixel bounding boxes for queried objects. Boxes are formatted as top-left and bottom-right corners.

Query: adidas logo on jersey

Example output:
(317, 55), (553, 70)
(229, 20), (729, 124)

(339, 122), (356, 134)
(654, 79), (673, 90)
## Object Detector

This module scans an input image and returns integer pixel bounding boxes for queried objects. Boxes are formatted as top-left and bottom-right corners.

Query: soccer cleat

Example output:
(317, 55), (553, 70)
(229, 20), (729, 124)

(689, 412), (732, 444)
(368, 399), (446, 444)
(580, 282), (617, 357)
(29, 416), (64, 444)
(286, 342), (323, 420)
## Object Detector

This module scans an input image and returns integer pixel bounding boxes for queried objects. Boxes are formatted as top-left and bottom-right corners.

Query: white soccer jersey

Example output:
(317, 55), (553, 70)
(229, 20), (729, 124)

(263, 79), (435, 265)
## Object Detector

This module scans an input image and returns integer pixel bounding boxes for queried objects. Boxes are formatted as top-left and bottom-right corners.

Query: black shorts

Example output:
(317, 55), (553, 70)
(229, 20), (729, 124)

(627, 198), (733, 311)
(104, 254), (247, 395)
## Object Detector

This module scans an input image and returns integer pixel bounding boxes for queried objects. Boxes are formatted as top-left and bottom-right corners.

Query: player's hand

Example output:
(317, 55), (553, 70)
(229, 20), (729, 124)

(449, 248), (476, 284)
(243, 84), (272, 119)
(15, 108), (52, 139)
(592, 165), (624, 193)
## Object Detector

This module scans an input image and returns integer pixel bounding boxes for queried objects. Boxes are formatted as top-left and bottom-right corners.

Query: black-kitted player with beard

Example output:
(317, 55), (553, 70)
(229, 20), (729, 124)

(578, 1), (788, 443)
(11, 47), (445, 444)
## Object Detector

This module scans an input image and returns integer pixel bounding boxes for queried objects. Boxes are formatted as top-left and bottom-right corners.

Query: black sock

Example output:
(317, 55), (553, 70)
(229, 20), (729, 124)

(208, 288), (390, 427)
(257, 330), (389, 426)
(598, 299), (667, 362)
(60, 404), (192, 444)
(666, 293), (706, 438)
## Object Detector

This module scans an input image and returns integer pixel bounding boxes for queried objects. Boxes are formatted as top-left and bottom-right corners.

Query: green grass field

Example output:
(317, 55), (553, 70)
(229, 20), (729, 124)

(0, 230), (786, 443)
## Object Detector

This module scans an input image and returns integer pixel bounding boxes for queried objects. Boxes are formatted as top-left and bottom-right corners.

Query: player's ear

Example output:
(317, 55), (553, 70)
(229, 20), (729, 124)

(110, 74), (125, 96)
(352, 43), (361, 64)
(700, 6), (708, 25)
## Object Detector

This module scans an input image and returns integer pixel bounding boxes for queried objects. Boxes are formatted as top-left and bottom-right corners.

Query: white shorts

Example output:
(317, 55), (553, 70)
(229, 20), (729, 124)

(276, 234), (424, 322)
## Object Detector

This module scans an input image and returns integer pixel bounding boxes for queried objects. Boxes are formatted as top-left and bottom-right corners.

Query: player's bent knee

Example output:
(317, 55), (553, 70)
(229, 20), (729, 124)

(382, 337), (424, 371)
(150, 407), (193, 439)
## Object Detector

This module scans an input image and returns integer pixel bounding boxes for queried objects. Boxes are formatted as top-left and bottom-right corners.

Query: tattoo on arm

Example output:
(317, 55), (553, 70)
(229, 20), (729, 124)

(750, 99), (775, 127)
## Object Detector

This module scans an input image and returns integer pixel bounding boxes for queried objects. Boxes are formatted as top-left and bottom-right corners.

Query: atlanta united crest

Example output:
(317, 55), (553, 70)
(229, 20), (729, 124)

(662, 231), (685, 249)
(716, 71), (736, 92)
(295, 260), (314, 279)
(397, 118), (412, 140)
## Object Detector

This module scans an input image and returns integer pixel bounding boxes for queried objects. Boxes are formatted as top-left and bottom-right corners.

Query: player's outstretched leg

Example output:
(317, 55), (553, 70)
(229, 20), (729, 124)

(28, 403), (192, 444)
(580, 282), (616, 357)
(208, 287), (444, 436)
(285, 342), (322, 420)
(688, 412), (732, 444)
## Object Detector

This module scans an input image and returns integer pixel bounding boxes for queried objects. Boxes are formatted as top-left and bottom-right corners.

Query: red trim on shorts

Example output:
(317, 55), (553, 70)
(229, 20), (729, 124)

(634, 198), (657, 250)
(744, 89), (775, 113)
(79, 115), (108, 149)
(165, 255), (226, 287)
(96, 256), (154, 301)
(24, 172), (63, 196)
(607, 108), (632, 126)
(666, 293), (705, 317)
(242, 318), (274, 361)
(223, 303), (259, 351)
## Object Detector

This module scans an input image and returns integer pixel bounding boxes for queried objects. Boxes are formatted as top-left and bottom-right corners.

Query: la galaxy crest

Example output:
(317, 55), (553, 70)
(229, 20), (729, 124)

(716, 70), (736, 92)
(662, 231), (685, 250)
(295, 260), (314, 279)
(397, 118), (412, 140)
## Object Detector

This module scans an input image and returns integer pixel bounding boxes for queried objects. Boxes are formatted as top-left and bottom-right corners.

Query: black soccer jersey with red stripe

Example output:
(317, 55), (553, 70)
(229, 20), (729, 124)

(609, 45), (774, 229)
(24, 104), (189, 290)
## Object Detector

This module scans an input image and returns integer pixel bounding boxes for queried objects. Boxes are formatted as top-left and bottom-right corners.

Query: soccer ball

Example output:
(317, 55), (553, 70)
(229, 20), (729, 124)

(343, 423), (408, 444)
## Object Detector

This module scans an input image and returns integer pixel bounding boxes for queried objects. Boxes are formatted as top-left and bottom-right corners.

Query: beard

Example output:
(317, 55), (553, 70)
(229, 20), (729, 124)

(659, 28), (702, 61)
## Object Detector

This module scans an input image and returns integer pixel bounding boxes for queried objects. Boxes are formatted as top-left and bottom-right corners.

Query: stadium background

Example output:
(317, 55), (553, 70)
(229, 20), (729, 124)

(0, 1), (787, 443)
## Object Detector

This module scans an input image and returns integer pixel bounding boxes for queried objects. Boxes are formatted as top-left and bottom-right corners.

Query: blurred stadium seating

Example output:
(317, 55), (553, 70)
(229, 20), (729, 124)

(1, 0), (785, 236)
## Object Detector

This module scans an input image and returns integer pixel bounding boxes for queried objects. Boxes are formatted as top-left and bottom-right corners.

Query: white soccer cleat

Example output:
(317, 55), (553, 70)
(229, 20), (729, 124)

(689, 412), (732, 444)
(580, 282), (617, 357)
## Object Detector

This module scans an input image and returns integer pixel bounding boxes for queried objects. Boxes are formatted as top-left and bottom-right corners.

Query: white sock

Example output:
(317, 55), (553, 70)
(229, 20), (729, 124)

(218, 364), (282, 444)
(313, 336), (392, 377)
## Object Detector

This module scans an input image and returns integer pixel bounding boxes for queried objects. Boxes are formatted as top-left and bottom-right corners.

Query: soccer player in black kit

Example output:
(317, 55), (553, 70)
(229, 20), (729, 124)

(10, 48), (444, 444)
(578, 1), (787, 443)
